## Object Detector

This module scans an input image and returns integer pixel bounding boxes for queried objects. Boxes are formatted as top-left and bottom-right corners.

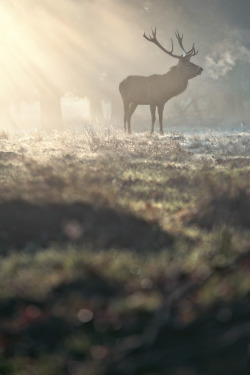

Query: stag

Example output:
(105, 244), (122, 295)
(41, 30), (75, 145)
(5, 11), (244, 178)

(119, 29), (203, 134)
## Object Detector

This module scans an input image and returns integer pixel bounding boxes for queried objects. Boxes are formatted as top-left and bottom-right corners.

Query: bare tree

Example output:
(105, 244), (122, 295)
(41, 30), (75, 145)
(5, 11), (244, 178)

(119, 29), (203, 134)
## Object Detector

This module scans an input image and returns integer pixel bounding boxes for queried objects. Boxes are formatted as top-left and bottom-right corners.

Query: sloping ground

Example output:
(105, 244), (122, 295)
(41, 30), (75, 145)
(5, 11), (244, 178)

(188, 185), (250, 229)
(1, 249), (250, 375)
(104, 296), (250, 375)
(0, 199), (172, 251)
(104, 251), (250, 375)
(0, 129), (249, 375)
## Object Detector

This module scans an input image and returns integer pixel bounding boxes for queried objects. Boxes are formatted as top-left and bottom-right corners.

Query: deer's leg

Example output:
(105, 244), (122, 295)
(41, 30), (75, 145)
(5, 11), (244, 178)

(123, 100), (129, 133)
(157, 104), (164, 135)
(150, 105), (156, 134)
(127, 103), (137, 134)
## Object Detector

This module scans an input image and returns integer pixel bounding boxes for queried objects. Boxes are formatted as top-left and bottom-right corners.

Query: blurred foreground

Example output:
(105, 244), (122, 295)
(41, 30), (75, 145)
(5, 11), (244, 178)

(0, 128), (249, 375)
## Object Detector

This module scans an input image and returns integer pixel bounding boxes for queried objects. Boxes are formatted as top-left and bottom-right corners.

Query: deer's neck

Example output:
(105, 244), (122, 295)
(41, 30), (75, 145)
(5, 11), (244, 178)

(162, 67), (188, 99)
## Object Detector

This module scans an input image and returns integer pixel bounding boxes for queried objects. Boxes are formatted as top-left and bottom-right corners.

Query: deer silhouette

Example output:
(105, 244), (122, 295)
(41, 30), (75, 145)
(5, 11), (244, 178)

(119, 29), (203, 134)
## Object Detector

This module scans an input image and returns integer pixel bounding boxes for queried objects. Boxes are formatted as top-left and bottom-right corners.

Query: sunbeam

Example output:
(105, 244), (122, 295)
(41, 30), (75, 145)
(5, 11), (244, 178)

(0, 0), (249, 131)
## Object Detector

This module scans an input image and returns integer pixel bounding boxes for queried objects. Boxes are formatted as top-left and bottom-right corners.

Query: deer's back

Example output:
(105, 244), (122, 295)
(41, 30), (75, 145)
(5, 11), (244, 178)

(119, 73), (187, 105)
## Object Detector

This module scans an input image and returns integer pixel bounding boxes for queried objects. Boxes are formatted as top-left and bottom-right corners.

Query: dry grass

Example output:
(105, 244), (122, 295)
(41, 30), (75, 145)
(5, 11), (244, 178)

(0, 127), (249, 375)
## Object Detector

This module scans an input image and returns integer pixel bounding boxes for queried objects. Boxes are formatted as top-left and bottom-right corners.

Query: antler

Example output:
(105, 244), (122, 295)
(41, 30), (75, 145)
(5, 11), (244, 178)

(175, 30), (198, 58)
(143, 28), (198, 59)
(143, 27), (182, 59)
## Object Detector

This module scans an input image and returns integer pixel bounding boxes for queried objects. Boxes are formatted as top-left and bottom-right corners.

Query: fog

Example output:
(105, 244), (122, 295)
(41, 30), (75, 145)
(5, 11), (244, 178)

(0, 0), (250, 132)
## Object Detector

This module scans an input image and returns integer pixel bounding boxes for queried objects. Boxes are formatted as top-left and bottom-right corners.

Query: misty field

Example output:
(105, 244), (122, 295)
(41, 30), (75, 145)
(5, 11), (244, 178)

(0, 127), (250, 375)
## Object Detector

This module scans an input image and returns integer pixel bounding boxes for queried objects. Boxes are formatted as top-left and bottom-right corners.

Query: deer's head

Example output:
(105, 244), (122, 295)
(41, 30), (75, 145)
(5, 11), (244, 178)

(177, 57), (203, 79)
(143, 28), (203, 80)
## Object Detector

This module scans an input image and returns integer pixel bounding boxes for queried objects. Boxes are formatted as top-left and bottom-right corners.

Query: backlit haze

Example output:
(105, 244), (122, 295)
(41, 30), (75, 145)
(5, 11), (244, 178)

(0, 0), (250, 132)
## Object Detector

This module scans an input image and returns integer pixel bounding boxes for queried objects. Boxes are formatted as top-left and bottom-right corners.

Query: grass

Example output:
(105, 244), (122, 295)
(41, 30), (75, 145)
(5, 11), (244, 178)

(0, 127), (249, 374)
